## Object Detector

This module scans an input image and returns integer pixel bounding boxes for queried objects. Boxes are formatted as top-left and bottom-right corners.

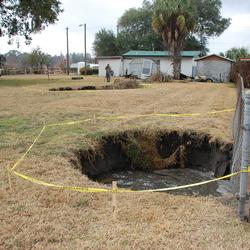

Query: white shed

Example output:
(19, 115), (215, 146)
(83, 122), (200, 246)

(96, 56), (122, 77)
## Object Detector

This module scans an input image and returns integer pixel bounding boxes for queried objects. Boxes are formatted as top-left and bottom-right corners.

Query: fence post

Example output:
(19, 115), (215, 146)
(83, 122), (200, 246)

(238, 88), (250, 221)
(112, 181), (117, 219)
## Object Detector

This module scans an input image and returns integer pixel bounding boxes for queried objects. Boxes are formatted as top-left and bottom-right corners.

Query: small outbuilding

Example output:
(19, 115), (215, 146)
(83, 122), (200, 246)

(195, 54), (234, 82)
(96, 56), (122, 78)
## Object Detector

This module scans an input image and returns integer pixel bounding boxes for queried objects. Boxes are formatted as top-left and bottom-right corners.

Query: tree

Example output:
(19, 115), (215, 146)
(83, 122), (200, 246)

(93, 29), (118, 57)
(117, 1), (163, 53)
(117, 1), (206, 54)
(0, 0), (62, 43)
(4, 50), (21, 67)
(225, 47), (249, 62)
(0, 55), (6, 68)
(184, 35), (208, 55)
(219, 52), (225, 57)
(94, 0), (208, 55)
(194, 0), (231, 40)
(28, 47), (51, 69)
(152, 0), (231, 79)
(152, 0), (197, 79)
(70, 53), (92, 63)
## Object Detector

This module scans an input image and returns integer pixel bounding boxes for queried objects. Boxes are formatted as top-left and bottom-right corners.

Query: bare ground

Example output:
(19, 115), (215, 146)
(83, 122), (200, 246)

(1, 75), (250, 249)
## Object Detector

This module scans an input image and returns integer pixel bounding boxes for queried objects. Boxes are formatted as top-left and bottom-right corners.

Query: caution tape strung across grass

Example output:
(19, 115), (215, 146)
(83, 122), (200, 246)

(46, 108), (235, 127)
(11, 125), (46, 171)
(11, 168), (250, 193)
(10, 108), (240, 193)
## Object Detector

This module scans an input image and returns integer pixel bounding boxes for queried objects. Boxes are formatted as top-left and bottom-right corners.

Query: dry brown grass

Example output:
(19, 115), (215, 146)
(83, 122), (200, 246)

(1, 75), (250, 249)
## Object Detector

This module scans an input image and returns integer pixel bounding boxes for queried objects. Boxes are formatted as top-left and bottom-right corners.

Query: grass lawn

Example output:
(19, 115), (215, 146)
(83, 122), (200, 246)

(1, 74), (250, 249)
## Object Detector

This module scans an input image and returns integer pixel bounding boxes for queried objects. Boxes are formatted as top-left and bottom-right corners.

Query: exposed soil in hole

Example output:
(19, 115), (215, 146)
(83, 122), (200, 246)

(71, 129), (233, 196)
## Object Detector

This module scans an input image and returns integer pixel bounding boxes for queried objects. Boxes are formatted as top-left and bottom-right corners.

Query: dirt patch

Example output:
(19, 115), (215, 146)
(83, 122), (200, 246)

(49, 86), (97, 91)
(71, 129), (232, 180)
(49, 79), (140, 91)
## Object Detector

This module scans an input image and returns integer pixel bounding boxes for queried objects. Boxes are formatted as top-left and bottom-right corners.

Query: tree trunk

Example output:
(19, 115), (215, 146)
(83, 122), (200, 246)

(172, 50), (181, 80)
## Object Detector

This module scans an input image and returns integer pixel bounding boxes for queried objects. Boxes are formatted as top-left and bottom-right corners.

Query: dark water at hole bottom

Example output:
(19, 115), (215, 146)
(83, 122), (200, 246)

(97, 169), (232, 197)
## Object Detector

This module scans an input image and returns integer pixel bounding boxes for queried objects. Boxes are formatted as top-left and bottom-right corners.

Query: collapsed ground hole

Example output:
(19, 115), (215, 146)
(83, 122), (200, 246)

(71, 129), (233, 196)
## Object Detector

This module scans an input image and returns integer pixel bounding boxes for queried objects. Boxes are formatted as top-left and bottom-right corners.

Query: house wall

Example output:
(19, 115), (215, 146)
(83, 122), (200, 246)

(196, 60), (232, 82)
(98, 56), (195, 78)
(123, 59), (133, 75)
(160, 58), (194, 77)
(128, 58), (159, 78)
(98, 59), (122, 77)
(160, 58), (173, 75)
(181, 58), (194, 77)
(129, 58), (143, 77)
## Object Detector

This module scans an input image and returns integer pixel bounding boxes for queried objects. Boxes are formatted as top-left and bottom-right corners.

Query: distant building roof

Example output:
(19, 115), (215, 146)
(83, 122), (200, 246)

(96, 56), (122, 60)
(240, 58), (250, 62)
(70, 62), (99, 68)
(122, 50), (201, 58)
(195, 54), (234, 63)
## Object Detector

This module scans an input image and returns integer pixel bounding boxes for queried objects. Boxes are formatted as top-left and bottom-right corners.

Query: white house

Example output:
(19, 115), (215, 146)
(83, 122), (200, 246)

(97, 50), (200, 78)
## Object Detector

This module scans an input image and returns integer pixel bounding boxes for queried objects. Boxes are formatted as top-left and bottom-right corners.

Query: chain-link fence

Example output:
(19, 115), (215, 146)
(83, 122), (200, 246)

(232, 75), (250, 221)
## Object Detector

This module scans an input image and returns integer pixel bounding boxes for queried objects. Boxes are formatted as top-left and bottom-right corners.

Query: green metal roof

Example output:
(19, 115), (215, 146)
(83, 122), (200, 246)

(122, 50), (200, 58)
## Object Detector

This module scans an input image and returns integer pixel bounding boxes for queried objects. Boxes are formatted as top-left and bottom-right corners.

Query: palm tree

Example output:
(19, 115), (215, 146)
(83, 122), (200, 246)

(152, 0), (197, 79)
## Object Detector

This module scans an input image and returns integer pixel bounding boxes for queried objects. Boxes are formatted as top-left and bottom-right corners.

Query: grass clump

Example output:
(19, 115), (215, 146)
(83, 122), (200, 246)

(125, 138), (151, 170)
(113, 79), (140, 89)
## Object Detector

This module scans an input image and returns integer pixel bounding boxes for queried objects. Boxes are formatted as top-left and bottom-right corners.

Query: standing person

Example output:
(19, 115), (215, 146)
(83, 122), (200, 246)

(105, 64), (112, 82)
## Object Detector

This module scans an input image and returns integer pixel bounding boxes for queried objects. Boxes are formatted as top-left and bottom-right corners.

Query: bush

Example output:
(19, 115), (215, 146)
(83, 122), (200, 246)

(230, 62), (250, 87)
(33, 69), (43, 74)
(80, 67), (99, 75)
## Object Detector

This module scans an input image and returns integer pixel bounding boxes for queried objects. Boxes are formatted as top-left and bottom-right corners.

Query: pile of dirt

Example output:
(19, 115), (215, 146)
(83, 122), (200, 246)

(71, 129), (232, 180)
(144, 72), (172, 83)
(112, 79), (140, 89)
(49, 80), (140, 92)
(49, 86), (96, 91)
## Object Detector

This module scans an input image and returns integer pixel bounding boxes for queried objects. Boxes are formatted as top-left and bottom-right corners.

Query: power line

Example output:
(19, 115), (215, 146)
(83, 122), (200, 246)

(66, 27), (69, 75)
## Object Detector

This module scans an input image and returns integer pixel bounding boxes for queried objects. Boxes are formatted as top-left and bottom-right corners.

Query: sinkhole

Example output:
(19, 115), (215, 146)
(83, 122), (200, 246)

(71, 130), (233, 196)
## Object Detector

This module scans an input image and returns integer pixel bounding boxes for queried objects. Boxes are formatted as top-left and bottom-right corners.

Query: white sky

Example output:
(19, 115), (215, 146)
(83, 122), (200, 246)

(0, 0), (249, 56)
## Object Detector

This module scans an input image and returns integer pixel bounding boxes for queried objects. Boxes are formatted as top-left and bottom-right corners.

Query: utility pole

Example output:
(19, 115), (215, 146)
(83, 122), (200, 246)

(66, 27), (70, 75)
(84, 23), (87, 75)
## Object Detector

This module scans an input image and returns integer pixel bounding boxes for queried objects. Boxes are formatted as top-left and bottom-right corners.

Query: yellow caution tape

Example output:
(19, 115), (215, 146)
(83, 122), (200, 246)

(207, 109), (235, 115)
(9, 107), (237, 194)
(12, 170), (110, 193)
(45, 108), (235, 127)
(10, 169), (250, 193)
(11, 126), (46, 171)
(10, 108), (235, 173)
(46, 119), (91, 127)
